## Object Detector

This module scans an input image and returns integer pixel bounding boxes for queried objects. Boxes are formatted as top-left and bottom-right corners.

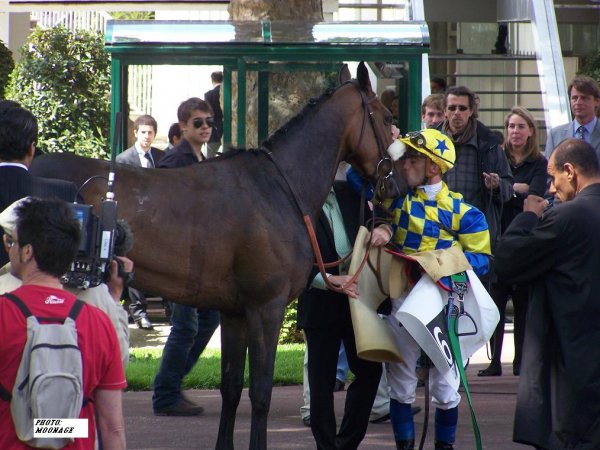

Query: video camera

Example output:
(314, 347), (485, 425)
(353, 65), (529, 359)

(61, 199), (132, 289)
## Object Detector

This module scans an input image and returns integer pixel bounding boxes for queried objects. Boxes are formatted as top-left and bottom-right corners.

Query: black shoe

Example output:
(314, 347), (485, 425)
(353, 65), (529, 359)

(395, 439), (415, 450)
(477, 363), (501, 377)
(136, 316), (154, 330)
(370, 413), (390, 424)
(434, 440), (454, 450)
(513, 362), (521, 376)
(334, 379), (345, 392)
(302, 416), (311, 427)
(154, 400), (204, 416)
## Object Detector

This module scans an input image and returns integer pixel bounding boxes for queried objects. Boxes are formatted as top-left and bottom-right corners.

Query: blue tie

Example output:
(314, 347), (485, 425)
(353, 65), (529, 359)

(576, 125), (586, 141)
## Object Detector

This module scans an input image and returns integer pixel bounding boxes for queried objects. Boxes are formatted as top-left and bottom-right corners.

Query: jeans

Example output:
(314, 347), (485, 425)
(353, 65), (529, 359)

(152, 303), (220, 410)
(336, 342), (349, 383)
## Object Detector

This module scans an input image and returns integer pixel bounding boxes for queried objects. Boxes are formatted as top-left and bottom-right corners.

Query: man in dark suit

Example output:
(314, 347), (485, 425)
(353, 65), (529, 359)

(116, 114), (164, 329)
(496, 139), (600, 449)
(297, 180), (390, 449)
(0, 102), (78, 267)
(116, 114), (164, 169)
(204, 71), (223, 158)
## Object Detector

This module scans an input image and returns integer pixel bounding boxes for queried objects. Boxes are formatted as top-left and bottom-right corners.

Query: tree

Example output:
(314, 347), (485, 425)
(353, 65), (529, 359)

(228, 0), (328, 148)
(580, 49), (600, 86)
(0, 39), (14, 99)
(228, 0), (325, 344)
(6, 26), (111, 158)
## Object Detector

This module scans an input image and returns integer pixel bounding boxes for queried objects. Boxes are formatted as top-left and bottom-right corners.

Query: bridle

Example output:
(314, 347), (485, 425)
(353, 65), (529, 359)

(350, 80), (396, 197)
(259, 80), (395, 294)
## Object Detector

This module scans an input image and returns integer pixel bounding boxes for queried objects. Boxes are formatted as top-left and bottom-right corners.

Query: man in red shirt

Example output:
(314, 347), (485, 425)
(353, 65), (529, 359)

(0, 197), (127, 450)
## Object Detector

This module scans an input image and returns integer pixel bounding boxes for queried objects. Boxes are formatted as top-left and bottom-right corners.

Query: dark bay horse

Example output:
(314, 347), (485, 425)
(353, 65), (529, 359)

(31, 63), (395, 449)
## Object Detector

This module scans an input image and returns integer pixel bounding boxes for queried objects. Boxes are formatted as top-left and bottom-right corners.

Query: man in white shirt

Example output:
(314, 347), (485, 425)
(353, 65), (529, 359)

(116, 114), (164, 329)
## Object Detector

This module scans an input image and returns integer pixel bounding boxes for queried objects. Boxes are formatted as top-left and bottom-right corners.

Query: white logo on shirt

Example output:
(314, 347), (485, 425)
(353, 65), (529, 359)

(45, 295), (65, 305)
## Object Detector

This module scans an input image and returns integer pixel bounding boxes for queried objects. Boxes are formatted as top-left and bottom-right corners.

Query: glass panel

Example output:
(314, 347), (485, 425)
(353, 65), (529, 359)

(106, 20), (428, 46)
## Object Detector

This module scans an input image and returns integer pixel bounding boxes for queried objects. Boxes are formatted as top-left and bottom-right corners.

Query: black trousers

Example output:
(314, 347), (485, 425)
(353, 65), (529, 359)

(304, 324), (381, 450)
(489, 281), (529, 369)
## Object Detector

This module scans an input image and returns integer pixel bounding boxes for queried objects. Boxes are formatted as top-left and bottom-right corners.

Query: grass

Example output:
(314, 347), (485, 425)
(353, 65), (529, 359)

(126, 344), (305, 391)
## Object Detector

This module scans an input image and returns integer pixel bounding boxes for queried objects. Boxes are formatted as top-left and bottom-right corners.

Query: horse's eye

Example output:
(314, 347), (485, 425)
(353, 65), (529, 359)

(384, 115), (393, 125)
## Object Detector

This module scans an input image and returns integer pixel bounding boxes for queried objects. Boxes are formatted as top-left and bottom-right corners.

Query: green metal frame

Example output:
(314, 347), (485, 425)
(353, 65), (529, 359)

(105, 21), (429, 150)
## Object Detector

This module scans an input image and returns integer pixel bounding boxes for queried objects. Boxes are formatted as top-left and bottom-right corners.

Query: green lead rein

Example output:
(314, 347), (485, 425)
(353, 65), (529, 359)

(448, 272), (483, 450)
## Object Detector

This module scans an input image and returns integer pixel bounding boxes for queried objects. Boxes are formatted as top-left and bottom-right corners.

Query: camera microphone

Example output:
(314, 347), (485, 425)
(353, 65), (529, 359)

(113, 219), (134, 256)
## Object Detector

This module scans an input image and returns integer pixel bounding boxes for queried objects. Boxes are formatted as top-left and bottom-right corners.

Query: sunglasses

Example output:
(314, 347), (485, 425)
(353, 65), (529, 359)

(447, 105), (469, 112)
(192, 117), (215, 129)
(4, 234), (15, 249)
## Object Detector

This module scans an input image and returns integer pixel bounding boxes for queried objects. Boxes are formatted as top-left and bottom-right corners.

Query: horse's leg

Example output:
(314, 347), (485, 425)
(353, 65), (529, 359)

(216, 312), (248, 450)
(246, 298), (287, 450)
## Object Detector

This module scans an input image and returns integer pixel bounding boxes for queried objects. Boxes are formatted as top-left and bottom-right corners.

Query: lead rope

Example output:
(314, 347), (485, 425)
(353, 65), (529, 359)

(447, 272), (483, 450)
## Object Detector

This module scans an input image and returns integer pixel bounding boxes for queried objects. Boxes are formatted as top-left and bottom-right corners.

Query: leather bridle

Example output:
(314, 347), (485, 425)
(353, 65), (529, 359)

(260, 80), (395, 294)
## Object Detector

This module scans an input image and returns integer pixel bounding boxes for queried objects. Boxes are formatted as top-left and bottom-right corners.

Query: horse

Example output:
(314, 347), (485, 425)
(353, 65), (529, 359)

(31, 63), (397, 449)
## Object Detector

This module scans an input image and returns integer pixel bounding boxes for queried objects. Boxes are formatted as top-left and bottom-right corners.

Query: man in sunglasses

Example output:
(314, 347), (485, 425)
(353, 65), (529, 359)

(153, 97), (220, 417)
(158, 97), (216, 168)
(376, 128), (491, 450)
(435, 86), (513, 264)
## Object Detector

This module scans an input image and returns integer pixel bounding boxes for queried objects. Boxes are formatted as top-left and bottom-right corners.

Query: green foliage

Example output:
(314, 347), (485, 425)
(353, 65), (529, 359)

(279, 298), (303, 344)
(6, 26), (110, 158)
(0, 39), (14, 99)
(111, 11), (155, 20)
(579, 49), (600, 85)
(126, 344), (305, 391)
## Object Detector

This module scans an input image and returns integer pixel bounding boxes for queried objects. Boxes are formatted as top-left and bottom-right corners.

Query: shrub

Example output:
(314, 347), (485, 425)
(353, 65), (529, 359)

(0, 39), (14, 99)
(279, 299), (303, 344)
(6, 26), (110, 158)
(579, 49), (600, 85)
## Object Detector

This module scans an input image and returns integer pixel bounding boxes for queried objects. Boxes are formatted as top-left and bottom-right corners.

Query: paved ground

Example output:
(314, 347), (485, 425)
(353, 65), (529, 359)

(123, 364), (522, 449)
(126, 310), (524, 449)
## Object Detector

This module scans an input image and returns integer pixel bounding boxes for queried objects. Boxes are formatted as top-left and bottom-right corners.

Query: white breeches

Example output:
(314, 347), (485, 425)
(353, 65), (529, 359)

(386, 297), (461, 410)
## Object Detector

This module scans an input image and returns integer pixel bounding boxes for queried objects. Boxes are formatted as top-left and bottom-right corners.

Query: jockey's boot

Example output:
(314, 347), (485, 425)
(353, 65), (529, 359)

(390, 400), (414, 449)
(435, 407), (457, 450)
(395, 439), (415, 450)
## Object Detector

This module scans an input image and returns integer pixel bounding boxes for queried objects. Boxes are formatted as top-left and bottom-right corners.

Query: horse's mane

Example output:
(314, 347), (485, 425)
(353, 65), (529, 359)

(262, 86), (336, 151)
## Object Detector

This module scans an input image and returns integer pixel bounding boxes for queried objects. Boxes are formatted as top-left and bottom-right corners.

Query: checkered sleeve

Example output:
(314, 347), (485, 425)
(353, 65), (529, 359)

(457, 203), (491, 276)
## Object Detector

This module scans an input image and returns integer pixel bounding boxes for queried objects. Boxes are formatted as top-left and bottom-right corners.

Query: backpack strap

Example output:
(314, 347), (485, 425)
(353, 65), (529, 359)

(68, 299), (85, 321)
(0, 293), (30, 403)
(2, 292), (33, 318)
(3, 292), (85, 323)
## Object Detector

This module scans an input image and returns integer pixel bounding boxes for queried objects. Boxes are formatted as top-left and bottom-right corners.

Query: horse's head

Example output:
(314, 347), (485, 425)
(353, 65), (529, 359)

(337, 62), (407, 199)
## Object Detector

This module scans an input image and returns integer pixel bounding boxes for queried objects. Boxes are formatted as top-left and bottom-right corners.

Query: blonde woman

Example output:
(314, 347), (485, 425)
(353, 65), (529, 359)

(478, 106), (548, 377)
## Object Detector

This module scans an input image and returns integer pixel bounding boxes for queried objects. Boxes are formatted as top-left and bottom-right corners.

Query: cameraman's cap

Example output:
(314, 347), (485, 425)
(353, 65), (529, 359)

(0, 196), (30, 236)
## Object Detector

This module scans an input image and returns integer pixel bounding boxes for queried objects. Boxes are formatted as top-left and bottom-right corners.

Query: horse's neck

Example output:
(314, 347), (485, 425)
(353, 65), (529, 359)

(267, 105), (346, 215)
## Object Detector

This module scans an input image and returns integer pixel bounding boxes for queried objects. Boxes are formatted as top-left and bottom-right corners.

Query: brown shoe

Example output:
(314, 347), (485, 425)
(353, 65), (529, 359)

(154, 400), (204, 416)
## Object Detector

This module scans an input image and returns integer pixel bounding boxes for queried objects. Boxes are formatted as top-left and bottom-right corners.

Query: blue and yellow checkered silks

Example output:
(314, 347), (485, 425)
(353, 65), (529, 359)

(389, 182), (491, 276)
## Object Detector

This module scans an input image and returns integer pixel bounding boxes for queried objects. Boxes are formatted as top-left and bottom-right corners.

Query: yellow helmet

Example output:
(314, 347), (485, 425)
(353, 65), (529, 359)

(399, 129), (456, 173)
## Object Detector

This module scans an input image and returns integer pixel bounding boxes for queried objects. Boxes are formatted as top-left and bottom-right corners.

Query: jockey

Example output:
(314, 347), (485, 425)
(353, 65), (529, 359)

(371, 128), (491, 450)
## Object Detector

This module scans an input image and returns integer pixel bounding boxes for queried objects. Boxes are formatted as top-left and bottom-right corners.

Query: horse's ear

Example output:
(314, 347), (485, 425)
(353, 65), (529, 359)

(356, 62), (372, 91)
(339, 64), (351, 84)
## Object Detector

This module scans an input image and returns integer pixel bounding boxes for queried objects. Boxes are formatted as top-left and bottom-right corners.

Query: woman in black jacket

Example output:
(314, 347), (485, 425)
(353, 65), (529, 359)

(478, 106), (548, 377)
